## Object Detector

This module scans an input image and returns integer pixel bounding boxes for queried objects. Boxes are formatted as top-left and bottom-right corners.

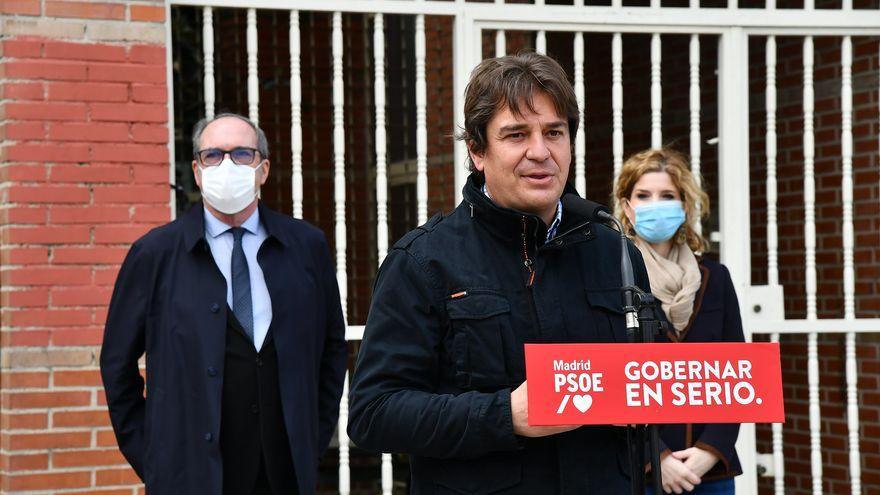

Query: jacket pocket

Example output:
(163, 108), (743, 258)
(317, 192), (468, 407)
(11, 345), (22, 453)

(584, 288), (628, 343)
(432, 451), (522, 494)
(446, 291), (512, 390)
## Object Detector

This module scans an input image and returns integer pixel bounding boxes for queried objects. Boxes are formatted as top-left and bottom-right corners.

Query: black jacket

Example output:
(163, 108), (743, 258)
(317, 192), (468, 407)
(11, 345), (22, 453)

(100, 202), (347, 494)
(348, 175), (651, 494)
(653, 257), (745, 480)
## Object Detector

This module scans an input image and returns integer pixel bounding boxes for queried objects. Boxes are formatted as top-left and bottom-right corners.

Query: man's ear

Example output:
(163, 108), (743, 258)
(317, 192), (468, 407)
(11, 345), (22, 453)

(468, 143), (486, 172)
(192, 161), (202, 188)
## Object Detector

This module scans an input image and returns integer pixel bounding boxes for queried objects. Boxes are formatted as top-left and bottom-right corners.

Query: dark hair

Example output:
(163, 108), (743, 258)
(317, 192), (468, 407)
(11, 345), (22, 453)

(191, 112), (269, 159)
(456, 52), (579, 173)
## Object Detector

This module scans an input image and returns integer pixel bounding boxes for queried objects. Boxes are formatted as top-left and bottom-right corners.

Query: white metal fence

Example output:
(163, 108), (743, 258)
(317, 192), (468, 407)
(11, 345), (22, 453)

(167, 1), (880, 493)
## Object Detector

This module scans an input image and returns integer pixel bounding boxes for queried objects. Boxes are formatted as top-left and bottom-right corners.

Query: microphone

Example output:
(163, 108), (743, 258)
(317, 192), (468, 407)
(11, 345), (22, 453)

(562, 194), (639, 338)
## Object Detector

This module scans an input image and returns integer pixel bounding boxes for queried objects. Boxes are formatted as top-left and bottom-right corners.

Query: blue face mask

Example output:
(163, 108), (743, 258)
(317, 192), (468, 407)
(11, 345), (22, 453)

(632, 200), (686, 244)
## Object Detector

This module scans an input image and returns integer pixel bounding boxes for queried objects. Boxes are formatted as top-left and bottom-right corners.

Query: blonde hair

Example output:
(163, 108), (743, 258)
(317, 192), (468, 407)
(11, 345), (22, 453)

(613, 148), (710, 254)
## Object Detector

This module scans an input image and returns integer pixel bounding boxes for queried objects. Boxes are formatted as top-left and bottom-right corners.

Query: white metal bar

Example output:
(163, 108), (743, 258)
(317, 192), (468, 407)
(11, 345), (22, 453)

(332, 11), (347, 321)
(452, 14), (472, 206)
(536, 31), (546, 54)
(802, 35), (823, 495)
(381, 453), (393, 495)
(495, 29), (506, 57)
(246, 8), (259, 124)
(574, 32), (586, 197)
(840, 35), (861, 495)
(612, 33), (623, 179)
(651, 33), (662, 148)
(688, 34), (701, 237)
(165, 1), (176, 218)
(765, 35), (778, 286)
(291, 11), (303, 219)
(202, 6), (215, 119)
(771, 332), (785, 495)
(333, 12), (349, 495)
(751, 319), (880, 334)
(416, 14), (429, 225)
(375, 14), (389, 263)
(338, 371), (351, 495)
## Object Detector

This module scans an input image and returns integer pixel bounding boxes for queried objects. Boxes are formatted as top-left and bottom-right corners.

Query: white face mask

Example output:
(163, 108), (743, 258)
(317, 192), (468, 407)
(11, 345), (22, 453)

(198, 157), (258, 214)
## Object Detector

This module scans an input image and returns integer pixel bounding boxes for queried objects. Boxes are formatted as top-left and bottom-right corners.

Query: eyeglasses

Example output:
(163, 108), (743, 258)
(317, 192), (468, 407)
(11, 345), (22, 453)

(195, 147), (261, 167)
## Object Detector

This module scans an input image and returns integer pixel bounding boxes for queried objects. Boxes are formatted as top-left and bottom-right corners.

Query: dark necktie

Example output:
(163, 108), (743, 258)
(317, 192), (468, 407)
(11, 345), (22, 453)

(230, 227), (254, 342)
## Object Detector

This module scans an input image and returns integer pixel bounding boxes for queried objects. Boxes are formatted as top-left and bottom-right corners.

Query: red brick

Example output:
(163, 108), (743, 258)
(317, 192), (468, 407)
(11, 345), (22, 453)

(2, 225), (90, 244)
(133, 165), (170, 184)
(3, 329), (51, 347)
(129, 5), (165, 23)
(53, 246), (127, 264)
(4, 60), (87, 81)
(0, 412), (48, 430)
(95, 429), (118, 447)
(7, 471), (91, 491)
(5, 121), (45, 140)
(51, 327), (104, 346)
(44, 41), (126, 62)
(45, 1), (124, 20)
(5, 185), (89, 204)
(131, 123), (167, 143)
(0, 206), (44, 226)
(91, 143), (167, 163)
(52, 286), (114, 306)
(0, 0), (40, 15)
(93, 185), (168, 204)
(88, 62), (164, 84)
(50, 205), (130, 224)
(5, 143), (89, 163)
(129, 44), (166, 64)
(6, 308), (92, 327)
(48, 122), (130, 142)
(4, 82), (44, 100)
(53, 369), (102, 387)
(48, 81), (128, 102)
(2, 266), (91, 286)
(2, 39), (43, 58)
(5, 453), (49, 472)
(50, 163), (130, 183)
(93, 266), (120, 286)
(131, 83), (167, 103)
(0, 164), (47, 182)
(132, 204), (170, 223)
(90, 102), (166, 123)
(0, 288), (50, 307)
(5, 102), (87, 121)
(0, 247), (49, 264)
(94, 224), (154, 244)
(52, 448), (125, 468)
(5, 390), (91, 409)
(0, 371), (49, 389)
(96, 468), (141, 486)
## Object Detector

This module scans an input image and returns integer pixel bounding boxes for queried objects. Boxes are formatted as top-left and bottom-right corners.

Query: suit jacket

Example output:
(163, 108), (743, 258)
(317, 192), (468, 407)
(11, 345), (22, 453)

(654, 257), (744, 480)
(100, 202), (347, 494)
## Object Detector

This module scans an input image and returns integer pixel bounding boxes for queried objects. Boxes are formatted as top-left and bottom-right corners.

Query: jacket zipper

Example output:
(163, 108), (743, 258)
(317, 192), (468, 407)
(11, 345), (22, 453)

(521, 216), (542, 340)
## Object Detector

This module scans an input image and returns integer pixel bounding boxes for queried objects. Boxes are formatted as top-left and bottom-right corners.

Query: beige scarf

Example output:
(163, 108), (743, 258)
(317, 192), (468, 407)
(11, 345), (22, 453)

(635, 238), (702, 333)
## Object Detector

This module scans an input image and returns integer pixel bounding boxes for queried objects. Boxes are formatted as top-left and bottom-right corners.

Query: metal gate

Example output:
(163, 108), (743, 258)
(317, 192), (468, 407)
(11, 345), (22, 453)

(167, 1), (880, 493)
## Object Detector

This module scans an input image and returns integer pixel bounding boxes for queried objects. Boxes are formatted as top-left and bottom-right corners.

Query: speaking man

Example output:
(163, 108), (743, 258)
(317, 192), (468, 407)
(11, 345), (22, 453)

(101, 113), (347, 495)
(347, 52), (651, 494)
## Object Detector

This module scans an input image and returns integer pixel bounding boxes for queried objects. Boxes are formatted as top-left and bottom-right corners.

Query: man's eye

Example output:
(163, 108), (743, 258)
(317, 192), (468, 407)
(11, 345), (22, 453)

(547, 130), (563, 137)
(506, 133), (524, 139)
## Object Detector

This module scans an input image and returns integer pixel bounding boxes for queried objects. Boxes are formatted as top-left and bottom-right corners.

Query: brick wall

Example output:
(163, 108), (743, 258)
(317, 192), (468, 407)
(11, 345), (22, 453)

(1, 1), (168, 493)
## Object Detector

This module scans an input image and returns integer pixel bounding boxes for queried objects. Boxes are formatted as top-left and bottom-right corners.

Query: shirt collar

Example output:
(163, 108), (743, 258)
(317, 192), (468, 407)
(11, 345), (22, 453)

(481, 184), (563, 243)
(203, 207), (260, 239)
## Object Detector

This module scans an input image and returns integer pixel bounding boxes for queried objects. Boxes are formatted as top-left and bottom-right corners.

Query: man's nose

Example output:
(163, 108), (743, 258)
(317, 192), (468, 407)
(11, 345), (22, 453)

(525, 134), (551, 162)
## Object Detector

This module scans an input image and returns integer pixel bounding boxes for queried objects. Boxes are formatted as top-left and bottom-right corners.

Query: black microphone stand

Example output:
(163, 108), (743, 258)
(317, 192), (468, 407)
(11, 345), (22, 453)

(596, 210), (666, 495)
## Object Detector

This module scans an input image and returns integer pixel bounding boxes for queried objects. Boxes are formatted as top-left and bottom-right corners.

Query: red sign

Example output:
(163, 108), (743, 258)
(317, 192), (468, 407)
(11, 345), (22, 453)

(525, 343), (784, 426)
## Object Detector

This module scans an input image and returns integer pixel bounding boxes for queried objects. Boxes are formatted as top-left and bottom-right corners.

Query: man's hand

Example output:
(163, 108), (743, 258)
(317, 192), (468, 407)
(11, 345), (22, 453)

(658, 455), (701, 494)
(672, 447), (719, 479)
(510, 381), (580, 437)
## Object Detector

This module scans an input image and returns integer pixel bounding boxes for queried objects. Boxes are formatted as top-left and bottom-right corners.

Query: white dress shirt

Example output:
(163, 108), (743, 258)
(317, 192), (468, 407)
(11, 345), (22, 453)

(203, 207), (272, 350)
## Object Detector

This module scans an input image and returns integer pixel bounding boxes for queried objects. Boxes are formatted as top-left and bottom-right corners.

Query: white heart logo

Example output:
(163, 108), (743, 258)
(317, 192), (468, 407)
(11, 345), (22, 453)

(572, 394), (593, 413)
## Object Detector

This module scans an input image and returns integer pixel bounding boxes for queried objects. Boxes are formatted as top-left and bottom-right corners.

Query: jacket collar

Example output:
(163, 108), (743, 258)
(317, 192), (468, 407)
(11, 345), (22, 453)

(462, 173), (590, 244)
(182, 201), (289, 252)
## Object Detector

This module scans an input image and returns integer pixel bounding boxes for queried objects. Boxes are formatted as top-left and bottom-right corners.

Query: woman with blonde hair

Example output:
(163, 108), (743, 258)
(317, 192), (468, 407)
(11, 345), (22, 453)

(614, 148), (744, 494)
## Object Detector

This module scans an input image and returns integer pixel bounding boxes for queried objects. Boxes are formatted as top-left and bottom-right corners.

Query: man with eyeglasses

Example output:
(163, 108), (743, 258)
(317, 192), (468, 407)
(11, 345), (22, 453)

(101, 113), (347, 495)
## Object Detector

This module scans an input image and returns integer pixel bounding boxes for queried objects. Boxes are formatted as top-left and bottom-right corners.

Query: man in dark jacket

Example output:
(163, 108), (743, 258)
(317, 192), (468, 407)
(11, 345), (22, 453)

(100, 113), (347, 495)
(348, 53), (650, 494)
